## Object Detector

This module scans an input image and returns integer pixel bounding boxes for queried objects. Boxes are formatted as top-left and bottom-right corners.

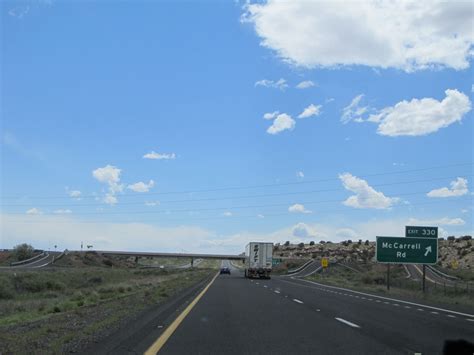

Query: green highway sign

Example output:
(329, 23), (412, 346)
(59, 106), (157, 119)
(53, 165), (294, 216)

(405, 226), (438, 238)
(376, 236), (438, 264)
(272, 258), (282, 266)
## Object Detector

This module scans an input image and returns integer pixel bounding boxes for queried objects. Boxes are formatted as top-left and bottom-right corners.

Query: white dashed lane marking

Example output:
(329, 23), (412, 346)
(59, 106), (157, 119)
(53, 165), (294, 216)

(335, 317), (361, 329)
(431, 312), (439, 315)
(274, 290), (280, 294)
(293, 299), (304, 304)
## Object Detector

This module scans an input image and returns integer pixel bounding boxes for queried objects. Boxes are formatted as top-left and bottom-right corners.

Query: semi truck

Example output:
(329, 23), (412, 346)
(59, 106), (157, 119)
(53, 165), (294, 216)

(244, 242), (273, 279)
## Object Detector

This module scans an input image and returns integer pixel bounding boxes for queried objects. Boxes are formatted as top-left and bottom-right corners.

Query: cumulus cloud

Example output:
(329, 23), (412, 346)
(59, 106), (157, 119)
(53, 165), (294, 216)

(336, 228), (358, 239)
(92, 165), (124, 205)
(288, 203), (312, 214)
(427, 177), (469, 198)
(339, 173), (399, 209)
(26, 208), (42, 215)
(263, 111), (279, 120)
(68, 190), (81, 198)
(255, 78), (288, 90)
(296, 171), (304, 179)
(408, 217), (465, 226)
(266, 113), (295, 134)
(242, 1), (474, 71)
(145, 201), (160, 207)
(128, 180), (155, 193)
(296, 80), (315, 89)
(104, 194), (118, 205)
(341, 94), (369, 124)
(143, 151), (176, 160)
(368, 89), (471, 136)
(223, 211), (233, 217)
(298, 104), (322, 119)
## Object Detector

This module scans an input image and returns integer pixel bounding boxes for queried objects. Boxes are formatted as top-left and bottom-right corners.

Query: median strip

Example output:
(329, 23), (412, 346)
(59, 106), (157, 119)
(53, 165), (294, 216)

(335, 317), (360, 328)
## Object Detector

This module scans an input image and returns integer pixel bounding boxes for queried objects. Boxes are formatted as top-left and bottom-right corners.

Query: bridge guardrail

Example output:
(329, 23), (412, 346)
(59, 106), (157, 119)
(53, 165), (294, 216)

(10, 251), (46, 266)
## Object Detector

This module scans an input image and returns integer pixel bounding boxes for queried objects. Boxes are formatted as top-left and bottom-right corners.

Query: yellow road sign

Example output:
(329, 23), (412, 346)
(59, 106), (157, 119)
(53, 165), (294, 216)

(321, 257), (328, 268)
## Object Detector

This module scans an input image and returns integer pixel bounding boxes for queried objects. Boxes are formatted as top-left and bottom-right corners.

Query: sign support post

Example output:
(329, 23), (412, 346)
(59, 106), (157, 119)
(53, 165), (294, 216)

(422, 265), (426, 292)
(387, 264), (390, 290)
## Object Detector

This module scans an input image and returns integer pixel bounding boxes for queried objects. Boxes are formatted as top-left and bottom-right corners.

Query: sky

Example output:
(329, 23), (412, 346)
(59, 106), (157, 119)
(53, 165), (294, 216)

(1, 0), (473, 253)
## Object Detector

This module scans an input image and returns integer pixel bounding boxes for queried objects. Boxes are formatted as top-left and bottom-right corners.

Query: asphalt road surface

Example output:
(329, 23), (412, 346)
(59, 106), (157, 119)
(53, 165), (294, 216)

(94, 261), (474, 355)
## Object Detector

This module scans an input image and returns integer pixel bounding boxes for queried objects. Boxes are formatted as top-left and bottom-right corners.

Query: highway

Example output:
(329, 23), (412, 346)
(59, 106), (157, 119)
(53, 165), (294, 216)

(89, 260), (474, 355)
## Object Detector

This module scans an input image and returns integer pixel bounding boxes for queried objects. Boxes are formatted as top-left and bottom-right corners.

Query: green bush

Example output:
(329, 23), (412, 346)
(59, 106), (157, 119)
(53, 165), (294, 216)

(13, 243), (35, 261)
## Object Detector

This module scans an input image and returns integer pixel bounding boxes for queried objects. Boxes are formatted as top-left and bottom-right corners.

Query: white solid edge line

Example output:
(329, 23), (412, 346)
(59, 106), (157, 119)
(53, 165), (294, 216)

(290, 278), (474, 318)
(335, 317), (360, 328)
(293, 299), (304, 304)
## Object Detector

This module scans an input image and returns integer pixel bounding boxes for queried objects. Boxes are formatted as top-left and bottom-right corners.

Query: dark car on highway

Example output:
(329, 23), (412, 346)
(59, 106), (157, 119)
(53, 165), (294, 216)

(220, 267), (231, 275)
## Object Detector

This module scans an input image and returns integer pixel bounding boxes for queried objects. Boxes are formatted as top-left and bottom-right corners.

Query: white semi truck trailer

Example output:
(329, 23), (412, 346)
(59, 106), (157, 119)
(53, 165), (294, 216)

(244, 242), (273, 279)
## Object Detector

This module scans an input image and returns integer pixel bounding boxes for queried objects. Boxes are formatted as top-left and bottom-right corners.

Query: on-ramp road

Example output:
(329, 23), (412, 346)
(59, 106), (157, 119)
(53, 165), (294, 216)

(93, 261), (474, 355)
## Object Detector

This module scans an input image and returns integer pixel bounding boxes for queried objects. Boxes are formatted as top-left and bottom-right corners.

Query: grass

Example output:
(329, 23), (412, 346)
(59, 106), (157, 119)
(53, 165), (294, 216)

(305, 264), (474, 309)
(0, 266), (215, 354)
(137, 257), (189, 268)
(431, 265), (474, 281)
(196, 259), (220, 269)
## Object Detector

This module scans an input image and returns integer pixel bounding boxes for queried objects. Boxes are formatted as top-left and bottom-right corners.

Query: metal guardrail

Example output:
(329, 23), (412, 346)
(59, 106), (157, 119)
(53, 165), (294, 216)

(10, 252), (45, 266)
(427, 265), (459, 281)
(287, 259), (314, 274)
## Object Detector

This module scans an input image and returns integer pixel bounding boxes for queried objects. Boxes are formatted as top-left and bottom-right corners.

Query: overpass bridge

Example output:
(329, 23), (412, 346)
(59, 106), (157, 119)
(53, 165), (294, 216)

(96, 250), (247, 261)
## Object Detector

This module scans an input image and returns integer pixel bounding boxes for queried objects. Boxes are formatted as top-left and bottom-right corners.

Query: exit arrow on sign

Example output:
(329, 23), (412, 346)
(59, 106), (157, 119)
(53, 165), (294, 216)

(424, 246), (432, 256)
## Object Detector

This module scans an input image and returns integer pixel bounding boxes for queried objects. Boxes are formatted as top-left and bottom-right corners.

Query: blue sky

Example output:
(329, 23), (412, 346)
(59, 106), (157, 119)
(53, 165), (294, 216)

(1, 1), (473, 253)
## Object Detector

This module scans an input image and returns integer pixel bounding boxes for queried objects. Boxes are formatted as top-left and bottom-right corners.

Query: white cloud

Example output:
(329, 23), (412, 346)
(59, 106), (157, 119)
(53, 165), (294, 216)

(92, 165), (123, 192)
(128, 180), (155, 193)
(427, 177), (469, 198)
(288, 203), (312, 214)
(335, 228), (358, 239)
(257, 214), (265, 219)
(145, 201), (160, 207)
(295, 80), (315, 89)
(104, 194), (118, 205)
(266, 113), (295, 134)
(368, 89), (471, 136)
(143, 151), (176, 160)
(223, 211), (233, 217)
(255, 78), (288, 90)
(296, 171), (304, 179)
(92, 165), (124, 205)
(339, 173), (399, 209)
(8, 6), (30, 19)
(263, 111), (279, 120)
(68, 190), (81, 198)
(242, 1), (474, 71)
(298, 104), (322, 119)
(3, 213), (471, 254)
(26, 208), (42, 215)
(54, 209), (72, 214)
(408, 217), (465, 226)
(341, 94), (369, 124)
